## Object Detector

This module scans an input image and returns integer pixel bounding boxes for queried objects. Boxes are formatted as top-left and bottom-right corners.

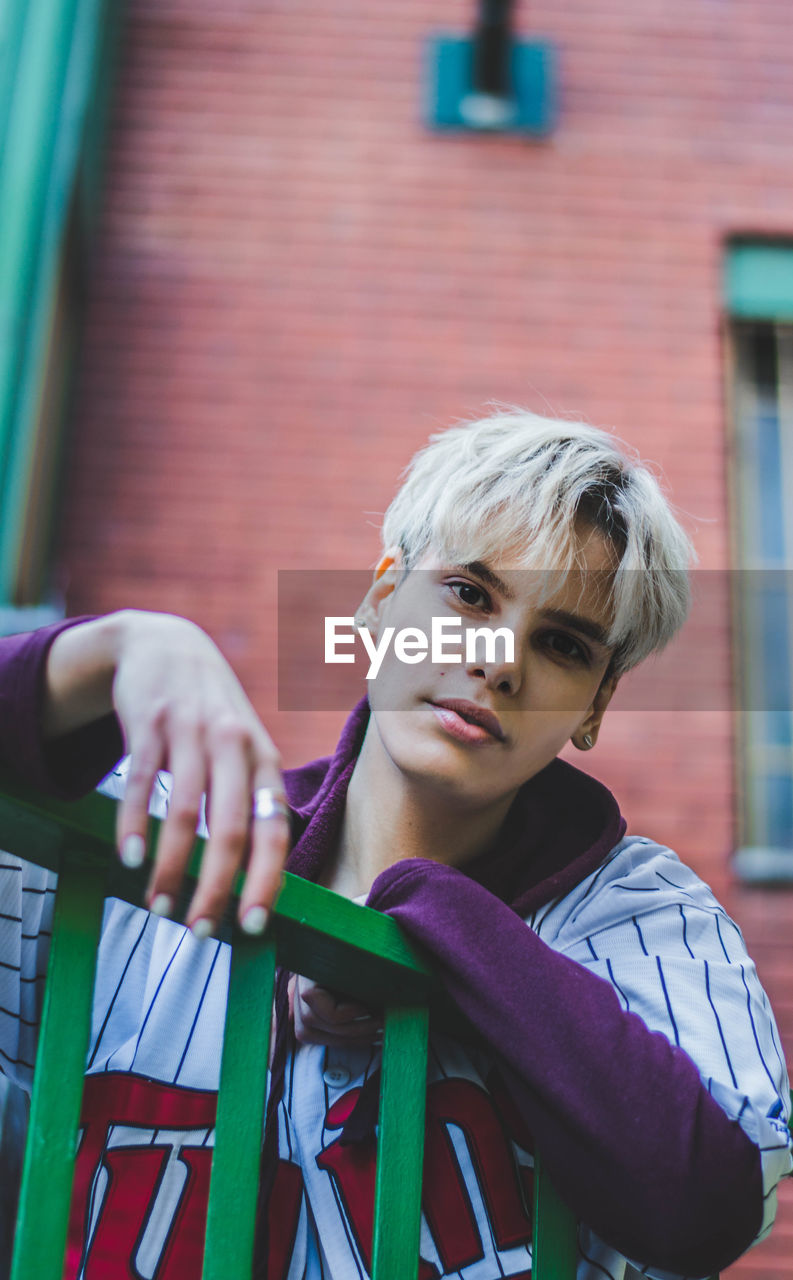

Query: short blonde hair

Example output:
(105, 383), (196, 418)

(381, 409), (693, 676)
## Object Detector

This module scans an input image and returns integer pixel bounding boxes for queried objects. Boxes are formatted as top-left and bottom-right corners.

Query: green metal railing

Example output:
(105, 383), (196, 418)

(0, 773), (578, 1280)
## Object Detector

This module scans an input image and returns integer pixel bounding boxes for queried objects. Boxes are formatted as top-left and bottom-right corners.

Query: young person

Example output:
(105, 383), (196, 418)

(1, 411), (791, 1280)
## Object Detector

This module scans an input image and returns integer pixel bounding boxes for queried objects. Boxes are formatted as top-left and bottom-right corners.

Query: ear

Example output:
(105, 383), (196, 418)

(572, 673), (618, 752)
(356, 547), (403, 634)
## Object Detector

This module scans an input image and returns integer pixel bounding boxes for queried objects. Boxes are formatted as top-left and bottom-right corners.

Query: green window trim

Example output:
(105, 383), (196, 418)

(725, 242), (793, 322)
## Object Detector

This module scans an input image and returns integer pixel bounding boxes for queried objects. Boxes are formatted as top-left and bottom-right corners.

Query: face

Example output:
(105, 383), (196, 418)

(357, 528), (619, 812)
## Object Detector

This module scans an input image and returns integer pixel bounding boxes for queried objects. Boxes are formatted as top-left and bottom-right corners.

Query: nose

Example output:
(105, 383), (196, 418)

(464, 627), (523, 696)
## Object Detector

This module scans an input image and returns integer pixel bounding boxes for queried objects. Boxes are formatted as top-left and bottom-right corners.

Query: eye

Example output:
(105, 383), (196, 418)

(447, 580), (492, 611)
(542, 631), (590, 664)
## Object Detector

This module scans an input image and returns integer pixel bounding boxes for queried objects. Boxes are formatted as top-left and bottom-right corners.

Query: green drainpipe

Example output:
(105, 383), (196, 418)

(0, 0), (121, 610)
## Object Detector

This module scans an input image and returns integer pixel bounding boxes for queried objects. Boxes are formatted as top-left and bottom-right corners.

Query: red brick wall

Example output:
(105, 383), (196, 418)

(56, 2), (793, 1272)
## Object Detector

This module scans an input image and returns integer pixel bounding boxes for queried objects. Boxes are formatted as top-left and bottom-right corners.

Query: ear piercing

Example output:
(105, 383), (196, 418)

(582, 733), (594, 749)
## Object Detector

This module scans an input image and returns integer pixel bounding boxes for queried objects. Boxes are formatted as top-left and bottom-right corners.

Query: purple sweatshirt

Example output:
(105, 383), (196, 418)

(0, 624), (766, 1275)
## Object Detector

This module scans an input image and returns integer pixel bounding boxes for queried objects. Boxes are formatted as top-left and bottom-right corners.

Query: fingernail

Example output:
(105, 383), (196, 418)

(120, 834), (146, 869)
(241, 906), (269, 936)
(191, 917), (214, 941)
(150, 893), (173, 918)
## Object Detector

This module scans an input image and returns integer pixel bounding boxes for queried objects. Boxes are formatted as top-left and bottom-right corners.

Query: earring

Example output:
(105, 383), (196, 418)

(582, 733), (594, 749)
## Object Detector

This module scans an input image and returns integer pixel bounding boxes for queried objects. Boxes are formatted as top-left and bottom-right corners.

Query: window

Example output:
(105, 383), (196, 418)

(727, 244), (793, 879)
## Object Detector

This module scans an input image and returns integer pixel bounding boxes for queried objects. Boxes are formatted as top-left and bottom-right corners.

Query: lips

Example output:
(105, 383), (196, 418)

(429, 699), (506, 742)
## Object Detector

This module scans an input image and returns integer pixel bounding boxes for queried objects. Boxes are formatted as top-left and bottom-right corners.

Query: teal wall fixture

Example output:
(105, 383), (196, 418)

(0, 0), (121, 611)
(426, 35), (555, 135)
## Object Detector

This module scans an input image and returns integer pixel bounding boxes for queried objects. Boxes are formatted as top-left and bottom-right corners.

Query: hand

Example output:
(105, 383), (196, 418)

(290, 974), (382, 1047)
(45, 611), (288, 935)
(113, 613), (287, 936)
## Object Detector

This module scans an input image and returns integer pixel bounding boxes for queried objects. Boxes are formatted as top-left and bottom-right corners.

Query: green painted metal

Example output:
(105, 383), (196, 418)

(203, 935), (277, 1280)
(725, 243), (793, 321)
(372, 1004), (429, 1280)
(0, 771), (593, 1277)
(532, 1151), (578, 1280)
(0, 769), (438, 1010)
(11, 851), (107, 1280)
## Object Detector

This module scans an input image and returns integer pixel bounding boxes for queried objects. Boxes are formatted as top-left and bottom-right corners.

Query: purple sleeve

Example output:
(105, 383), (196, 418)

(0, 620), (124, 799)
(367, 858), (763, 1276)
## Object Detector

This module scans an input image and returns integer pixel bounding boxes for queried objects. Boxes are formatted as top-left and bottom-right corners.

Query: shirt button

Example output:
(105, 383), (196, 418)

(323, 1065), (351, 1088)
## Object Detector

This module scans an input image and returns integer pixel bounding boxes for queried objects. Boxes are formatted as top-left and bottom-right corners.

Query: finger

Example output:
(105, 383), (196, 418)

(302, 984), (374, 1025)
(294, 983), (378, 1044)
(185, 734), (252, 934)
(237, 767), (289, 935)
(116, 732), (164, 870)
(294, 1014), (383, 1047)
(293, 994), (382, 1046)
(146, 738), (207, 918)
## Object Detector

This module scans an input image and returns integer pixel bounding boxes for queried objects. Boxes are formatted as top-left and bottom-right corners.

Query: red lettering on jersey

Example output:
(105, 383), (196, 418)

(67, 1073), (304, 1280)
(326, 1087), (362, 1128)
(81, 1145), (211, 1279)
(267, 1160), (306, 1280)
(81, 1145), (170, 1278)
(319, 1075), (532, 1276)
(424, 1079), (532, 1261)
(316, 1135), (439, 1280)
(68, 1074), (217, 1280)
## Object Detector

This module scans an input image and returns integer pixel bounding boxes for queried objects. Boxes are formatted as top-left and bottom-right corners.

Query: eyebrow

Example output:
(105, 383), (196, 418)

(457, 561), (516, 601)
(541, 608), (612, 649)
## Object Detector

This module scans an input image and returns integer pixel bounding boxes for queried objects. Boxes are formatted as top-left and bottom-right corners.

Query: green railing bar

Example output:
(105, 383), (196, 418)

(372, 1003), (429, 1280)
(0, 774), (436, 1011)
(203, 935), (277, 1280)
(532, 1151), (578, 1280)
(11, 851), (106, 1280)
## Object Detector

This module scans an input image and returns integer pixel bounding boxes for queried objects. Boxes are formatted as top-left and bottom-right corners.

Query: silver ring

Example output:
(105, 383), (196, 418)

(252, 787), (290, 822)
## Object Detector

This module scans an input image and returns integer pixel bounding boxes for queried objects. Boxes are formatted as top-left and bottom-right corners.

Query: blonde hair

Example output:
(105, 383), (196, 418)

(381, 409), (693, 676)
